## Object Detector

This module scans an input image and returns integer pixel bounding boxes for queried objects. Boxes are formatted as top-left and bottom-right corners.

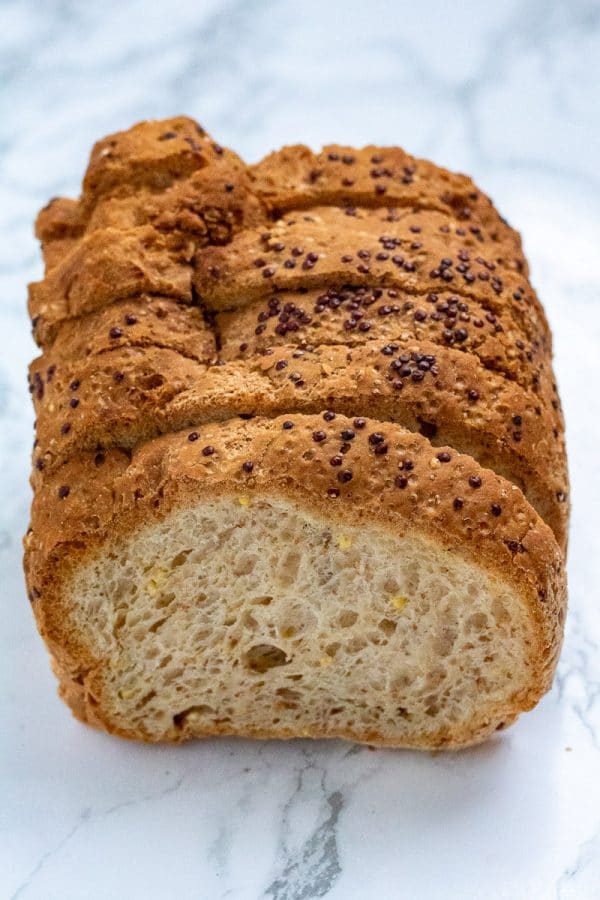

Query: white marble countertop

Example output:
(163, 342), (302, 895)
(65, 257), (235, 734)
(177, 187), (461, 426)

(1, 1), (599, 898)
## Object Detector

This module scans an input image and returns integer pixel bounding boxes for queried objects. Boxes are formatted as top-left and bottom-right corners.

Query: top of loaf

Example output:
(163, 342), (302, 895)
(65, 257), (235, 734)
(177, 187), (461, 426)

(26, 116), (569, 552)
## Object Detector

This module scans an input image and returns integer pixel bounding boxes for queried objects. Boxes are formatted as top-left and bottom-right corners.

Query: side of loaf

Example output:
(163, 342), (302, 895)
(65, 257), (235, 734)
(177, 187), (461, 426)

(24, 117), (568, 749)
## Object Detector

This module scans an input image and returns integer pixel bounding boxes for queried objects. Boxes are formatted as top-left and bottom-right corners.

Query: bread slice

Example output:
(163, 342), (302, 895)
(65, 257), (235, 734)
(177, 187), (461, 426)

(42, 296), (215, 364)
(25, 117), (568, 749)
(26, 414), (565, 749)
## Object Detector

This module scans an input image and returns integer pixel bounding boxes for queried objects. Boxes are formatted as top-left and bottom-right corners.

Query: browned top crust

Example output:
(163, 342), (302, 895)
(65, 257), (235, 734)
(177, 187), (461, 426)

(29, 332), (568, 548)
(36, 196), (84, 243)
(193, 206), (548, 344)
(82, 116), (244, 205)
(215, 286), (555, 399)
(28, 226), (193, 346)
(42, 296), (215, 364)
(35, 197), (85, 271)
(36, 167), (263, 276)
(26, 115), (568, 559)
(250, 144), (526, 267)
(86, 165), (264, 242)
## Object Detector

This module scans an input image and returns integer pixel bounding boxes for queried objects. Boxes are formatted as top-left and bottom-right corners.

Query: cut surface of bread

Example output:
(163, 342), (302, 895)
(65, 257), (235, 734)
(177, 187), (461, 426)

(59, 496), (547, 747)
(25, 117), (568, 750)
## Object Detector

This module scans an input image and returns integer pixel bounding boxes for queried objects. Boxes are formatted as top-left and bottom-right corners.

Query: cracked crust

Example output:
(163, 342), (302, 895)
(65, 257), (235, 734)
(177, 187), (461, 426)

(82, 116), (244, 205)
(250, 144), (527, 268)
(37, 166), (264, 278)
(193, 206), (549, 347)
(30, 336), (568, 549)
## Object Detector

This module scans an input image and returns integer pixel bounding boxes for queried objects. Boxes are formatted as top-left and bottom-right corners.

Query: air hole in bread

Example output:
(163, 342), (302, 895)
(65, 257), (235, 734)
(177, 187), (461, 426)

(378, 618), (397, 637)
(338, 609), (358, 628)
(244, 643), (289, 673)
(174, 704), (215, 727)
(467, 612), (489, 633)
(418, 419), (438, 439)
(139, 372), (166, 390)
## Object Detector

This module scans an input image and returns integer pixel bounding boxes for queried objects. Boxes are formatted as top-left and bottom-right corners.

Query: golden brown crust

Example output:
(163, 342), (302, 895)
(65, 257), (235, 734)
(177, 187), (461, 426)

(36, 196), (85, 243)
(216, 285), (555, 400)
(35, 117), (239, 273)
(193, 206), (549, 346)
(39, 166), (265, 277)
(40, 296), (215, 364)
(30, 336), (568, 549)
(33, 119), (264, 342)
(82, 116), (243, 205)
(35, 197), (86, 270)
(31, 161), (265, 349)
(28, 226), (192, 346)
(86, 164), (265, 242)
(250, 144), (526, 269)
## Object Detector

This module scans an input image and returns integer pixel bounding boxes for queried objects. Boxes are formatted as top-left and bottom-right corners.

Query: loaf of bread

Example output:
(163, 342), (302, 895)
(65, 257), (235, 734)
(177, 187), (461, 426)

(25, 117), (568, 749)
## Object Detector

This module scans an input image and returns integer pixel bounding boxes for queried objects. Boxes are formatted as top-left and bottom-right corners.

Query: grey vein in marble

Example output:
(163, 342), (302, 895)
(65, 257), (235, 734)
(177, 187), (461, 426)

(264, 753), (343, 900)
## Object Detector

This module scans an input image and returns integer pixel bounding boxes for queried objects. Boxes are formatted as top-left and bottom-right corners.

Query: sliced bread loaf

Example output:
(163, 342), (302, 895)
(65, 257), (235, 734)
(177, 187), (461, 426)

(24, 117), (568, 749)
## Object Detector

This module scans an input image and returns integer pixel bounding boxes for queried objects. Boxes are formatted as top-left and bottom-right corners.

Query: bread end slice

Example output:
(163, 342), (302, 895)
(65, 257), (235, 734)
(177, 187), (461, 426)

(26, 415), (565, 750)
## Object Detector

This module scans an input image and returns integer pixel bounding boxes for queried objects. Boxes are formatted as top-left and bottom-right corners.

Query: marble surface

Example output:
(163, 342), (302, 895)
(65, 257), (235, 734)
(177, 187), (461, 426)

(1, 1), (600, 897)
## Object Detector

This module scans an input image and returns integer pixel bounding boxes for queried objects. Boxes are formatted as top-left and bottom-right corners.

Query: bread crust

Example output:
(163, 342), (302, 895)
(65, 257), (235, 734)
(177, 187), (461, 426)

(29, 226), (192, 346)
(32, 120), (264, 346)
(38, 165), (264, 270)
(30, 334), (568, 548)
(82, 116), (243, 205)
(216, 285), (555, 399)
(250, 144), (527, 268)
(35, 197), (86, 270)
(40, 296), (215, 364)
(193, 206), (549, 346)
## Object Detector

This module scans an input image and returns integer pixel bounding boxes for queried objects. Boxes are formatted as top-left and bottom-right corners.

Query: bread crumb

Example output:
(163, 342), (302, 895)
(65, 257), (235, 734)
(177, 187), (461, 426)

(337, 534), (353, 550)
(146, 566), (169, 594)
(118, 687), (135, 700)
(391, 595), (408, 611)
(238, 496), (250, 506)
